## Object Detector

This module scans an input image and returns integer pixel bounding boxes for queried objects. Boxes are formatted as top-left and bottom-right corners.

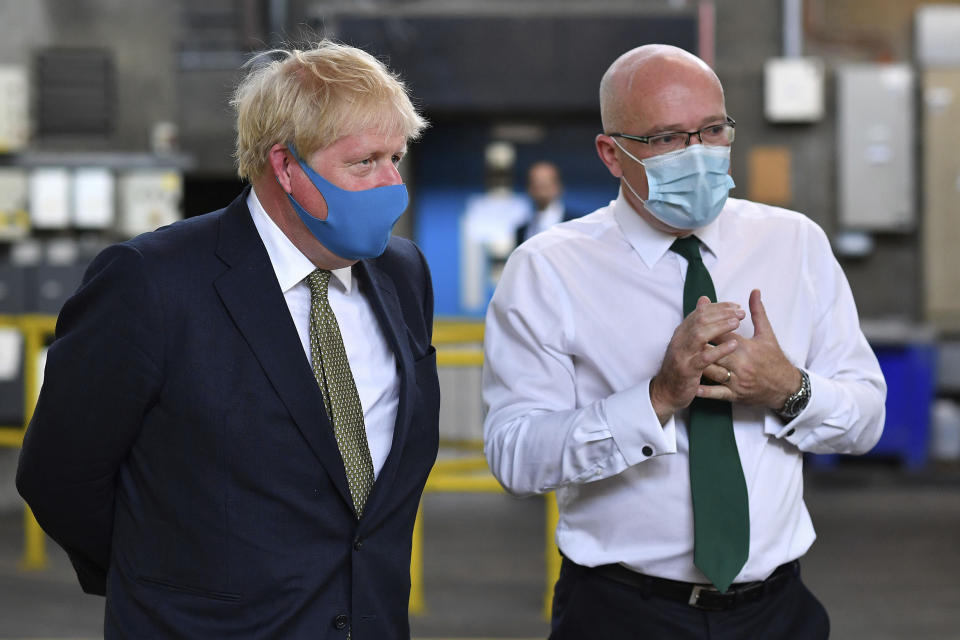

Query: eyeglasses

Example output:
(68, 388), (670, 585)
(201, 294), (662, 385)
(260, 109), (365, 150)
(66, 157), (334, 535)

(609, 117), (736, 155)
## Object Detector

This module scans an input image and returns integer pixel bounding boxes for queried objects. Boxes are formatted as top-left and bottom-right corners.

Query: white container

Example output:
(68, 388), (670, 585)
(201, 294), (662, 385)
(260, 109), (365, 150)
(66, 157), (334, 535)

(931, 398), (960, 461)
(29, 167), (72, 229)
(73, 167), (115, 229)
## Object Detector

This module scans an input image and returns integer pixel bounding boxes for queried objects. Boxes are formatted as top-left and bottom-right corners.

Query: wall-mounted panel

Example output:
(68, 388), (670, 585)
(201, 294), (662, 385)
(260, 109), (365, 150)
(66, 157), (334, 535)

(916, 4), (960, 68)
(922, 69), (960, 331)
(0, 66), (29, 152)
(117, 170), (182, 238)
(332, 14), (697, 113)
(837, 64), (915, 231)
(35, 48), (115, 138)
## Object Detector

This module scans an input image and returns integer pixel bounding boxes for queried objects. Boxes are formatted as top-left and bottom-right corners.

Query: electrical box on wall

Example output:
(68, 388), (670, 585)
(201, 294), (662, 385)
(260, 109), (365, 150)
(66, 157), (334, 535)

(916, 4), (960, 68)
(117, 170), (182, 238)
(837, 64), (915, 231)
(764, 57), (825, 123)
(0, 66), (29, 152)
(922, 69), (960, 330)
(0, 169), (29, 240)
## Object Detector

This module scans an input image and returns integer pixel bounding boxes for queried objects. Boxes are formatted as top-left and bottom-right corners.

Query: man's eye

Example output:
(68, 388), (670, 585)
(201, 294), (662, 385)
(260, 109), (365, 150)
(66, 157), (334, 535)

(651, 134), (679, 146)
(392, 154), (403, 165)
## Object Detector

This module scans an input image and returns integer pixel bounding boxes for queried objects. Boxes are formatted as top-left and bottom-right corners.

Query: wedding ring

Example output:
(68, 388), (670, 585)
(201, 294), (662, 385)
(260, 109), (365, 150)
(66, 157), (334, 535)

(724, 370), (733, 384)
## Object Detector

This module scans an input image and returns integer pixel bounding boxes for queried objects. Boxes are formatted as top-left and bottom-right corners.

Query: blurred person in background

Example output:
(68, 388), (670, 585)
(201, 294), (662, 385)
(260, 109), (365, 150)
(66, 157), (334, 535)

(514, 161), (583, 247)
(17, 40), (439, 640)
(483, 44), (885, 640)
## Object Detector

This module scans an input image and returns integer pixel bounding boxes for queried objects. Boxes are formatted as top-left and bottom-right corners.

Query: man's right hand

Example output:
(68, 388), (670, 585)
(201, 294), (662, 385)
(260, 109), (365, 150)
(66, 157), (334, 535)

(649, 296), (745, 424)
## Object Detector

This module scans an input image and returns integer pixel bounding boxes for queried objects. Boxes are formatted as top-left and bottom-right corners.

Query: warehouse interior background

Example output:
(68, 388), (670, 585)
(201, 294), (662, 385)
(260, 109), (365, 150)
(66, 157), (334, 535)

(0, 0), (959, 638)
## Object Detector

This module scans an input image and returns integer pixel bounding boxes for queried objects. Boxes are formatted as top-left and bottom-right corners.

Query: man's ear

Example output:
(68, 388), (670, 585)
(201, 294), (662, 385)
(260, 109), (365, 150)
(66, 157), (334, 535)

(268, 144), (293, 192)
(595, 134), (624, 179)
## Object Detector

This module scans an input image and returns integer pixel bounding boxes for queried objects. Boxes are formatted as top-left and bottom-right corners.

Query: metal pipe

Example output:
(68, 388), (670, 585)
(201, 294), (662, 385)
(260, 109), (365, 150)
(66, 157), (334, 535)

(783, 0), (803, 57)
(698, 1), (716, 68)
(268, 0), (288, 46)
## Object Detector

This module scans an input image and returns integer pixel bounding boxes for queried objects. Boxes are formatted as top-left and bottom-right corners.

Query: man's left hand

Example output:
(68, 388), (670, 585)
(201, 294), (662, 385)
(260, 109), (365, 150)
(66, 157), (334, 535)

(697, 289), (800, 410)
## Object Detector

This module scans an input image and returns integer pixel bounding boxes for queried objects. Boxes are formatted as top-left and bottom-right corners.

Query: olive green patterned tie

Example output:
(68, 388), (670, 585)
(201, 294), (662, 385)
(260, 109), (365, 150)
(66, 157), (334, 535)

(670, 235), (749, 593)
(307, 269), (375, 519)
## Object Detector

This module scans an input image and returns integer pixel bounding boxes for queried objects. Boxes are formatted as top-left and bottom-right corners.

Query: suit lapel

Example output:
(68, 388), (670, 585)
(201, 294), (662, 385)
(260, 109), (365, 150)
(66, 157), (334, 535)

(212, 194), (353, 509)
(353, 258), (416, 524)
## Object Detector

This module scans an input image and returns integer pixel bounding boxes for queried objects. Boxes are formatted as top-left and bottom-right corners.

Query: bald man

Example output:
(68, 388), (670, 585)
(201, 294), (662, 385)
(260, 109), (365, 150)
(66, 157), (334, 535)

(483, 45), (885, 639)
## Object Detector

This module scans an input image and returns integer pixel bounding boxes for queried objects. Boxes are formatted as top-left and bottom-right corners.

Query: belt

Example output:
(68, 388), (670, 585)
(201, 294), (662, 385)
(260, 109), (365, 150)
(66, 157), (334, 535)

(585, 559), (799, 611)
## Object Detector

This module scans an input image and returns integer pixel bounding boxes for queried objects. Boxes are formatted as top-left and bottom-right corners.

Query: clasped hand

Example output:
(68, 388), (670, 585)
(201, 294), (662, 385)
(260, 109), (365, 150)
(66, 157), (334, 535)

(650, 289), (800, 424)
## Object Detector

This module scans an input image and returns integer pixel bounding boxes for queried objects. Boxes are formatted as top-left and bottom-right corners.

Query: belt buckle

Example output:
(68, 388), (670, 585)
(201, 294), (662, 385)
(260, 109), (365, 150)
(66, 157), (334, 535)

(688, 584), (723, 610)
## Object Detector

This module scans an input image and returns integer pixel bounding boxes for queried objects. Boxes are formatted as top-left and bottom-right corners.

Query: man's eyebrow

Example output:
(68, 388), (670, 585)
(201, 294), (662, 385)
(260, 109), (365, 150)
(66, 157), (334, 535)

(645, 115), (728, 133)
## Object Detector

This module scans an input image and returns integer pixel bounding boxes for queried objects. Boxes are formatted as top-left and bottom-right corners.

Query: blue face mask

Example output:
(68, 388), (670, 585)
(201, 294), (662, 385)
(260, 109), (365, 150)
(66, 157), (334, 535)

(613, 141), (735, 230)
(284, 144), (409, 260)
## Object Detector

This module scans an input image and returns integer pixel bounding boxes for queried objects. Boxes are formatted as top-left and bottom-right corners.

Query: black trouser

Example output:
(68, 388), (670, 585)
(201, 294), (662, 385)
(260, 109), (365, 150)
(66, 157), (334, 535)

(549, 558), (830, 640)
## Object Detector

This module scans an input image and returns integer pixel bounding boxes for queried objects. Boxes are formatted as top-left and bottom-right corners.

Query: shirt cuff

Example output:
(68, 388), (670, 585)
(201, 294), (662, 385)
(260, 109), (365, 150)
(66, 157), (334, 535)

(603, 382), (678, 467)
(766, 368), (840, 445)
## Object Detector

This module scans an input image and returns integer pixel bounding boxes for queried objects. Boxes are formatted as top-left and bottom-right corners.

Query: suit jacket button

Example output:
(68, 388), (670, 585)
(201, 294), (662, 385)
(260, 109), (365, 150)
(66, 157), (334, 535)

(333, 614), (349, 630)
(354, 538), (364, 551)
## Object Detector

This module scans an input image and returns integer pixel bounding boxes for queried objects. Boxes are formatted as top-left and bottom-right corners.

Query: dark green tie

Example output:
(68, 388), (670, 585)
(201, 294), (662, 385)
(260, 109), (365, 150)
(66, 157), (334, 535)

(307, 269), (375, 519)
(670, 235), (749, 593)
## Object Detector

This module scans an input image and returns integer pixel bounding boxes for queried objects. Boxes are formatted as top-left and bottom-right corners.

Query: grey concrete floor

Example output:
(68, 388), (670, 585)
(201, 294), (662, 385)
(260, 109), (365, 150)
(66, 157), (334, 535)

(0, 461), (958, 639)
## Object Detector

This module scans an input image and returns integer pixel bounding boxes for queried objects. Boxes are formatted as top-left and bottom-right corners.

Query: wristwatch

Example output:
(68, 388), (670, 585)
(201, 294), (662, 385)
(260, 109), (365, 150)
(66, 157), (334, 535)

(777, 369), (811, 420)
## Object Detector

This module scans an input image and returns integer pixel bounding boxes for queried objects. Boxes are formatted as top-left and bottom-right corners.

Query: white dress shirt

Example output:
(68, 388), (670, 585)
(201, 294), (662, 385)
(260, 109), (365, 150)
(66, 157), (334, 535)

(248, 189), (399, 478)
(482, 190), (886, 584)
(523, 199), (566, 242)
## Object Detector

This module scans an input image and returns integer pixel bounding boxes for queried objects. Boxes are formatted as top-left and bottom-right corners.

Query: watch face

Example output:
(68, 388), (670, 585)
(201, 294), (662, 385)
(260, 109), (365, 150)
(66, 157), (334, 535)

(787, 397), (804, 417)
(780, 371), (810, 418)
(791, 372), (811, 415)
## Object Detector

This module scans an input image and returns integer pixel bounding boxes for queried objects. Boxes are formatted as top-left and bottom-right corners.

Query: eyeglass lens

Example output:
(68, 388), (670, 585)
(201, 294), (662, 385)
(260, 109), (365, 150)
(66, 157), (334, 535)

(648, 123), (735, 152)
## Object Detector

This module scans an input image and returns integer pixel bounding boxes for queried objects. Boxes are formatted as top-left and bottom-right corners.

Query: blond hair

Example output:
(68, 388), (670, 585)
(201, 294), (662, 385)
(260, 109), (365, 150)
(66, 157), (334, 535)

(232, 40), (428, 180)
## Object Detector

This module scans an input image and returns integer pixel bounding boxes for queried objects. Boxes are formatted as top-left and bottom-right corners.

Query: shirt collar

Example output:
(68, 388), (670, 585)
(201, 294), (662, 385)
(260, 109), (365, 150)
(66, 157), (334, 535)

(612, 187), (722, 268)
(537, 199), (565, 220)
(247, 188), (353, 293)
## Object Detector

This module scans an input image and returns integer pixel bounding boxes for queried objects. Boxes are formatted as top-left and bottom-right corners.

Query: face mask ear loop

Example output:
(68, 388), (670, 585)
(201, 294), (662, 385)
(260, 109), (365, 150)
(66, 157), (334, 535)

(620, 172), (647, 205)
(287, 142), (303, 164)
(611, 137), (651, 208)
(276, 144), (323, 223)
(611, 137), (646, 166)
(284, 143), (333, 214)
(275, 143), (303, 196)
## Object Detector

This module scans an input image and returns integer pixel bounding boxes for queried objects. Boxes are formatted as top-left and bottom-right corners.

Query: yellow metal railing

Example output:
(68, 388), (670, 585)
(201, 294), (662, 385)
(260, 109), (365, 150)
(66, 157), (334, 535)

(0, 314), (58, 569)
(0, 317), (562, 616)
(432, 320), (484, 345)
(415, 321), (561, 619)
(408, 456), (560, 619)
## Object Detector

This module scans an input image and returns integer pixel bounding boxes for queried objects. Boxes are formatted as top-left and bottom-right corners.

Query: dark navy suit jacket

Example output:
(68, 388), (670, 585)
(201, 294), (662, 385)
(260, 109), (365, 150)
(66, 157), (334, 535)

(514, 206), (584, 247)
(17, 189), (440, 639)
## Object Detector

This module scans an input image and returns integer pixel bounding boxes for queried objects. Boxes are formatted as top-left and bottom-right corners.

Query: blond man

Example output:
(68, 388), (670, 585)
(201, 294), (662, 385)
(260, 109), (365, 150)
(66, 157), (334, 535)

(19, 41), (439, 639)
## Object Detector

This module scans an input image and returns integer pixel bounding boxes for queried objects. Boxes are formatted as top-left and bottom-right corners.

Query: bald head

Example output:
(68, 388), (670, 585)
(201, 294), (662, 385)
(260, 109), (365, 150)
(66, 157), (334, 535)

(594, 45), (730, 233)
(599, 45), (723, 133)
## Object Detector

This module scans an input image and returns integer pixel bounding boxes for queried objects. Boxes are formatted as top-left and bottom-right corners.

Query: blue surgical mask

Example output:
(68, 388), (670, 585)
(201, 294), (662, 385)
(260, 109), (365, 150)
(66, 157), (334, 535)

(283, 144), (409, 260)
(613, 140), (735, 230)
